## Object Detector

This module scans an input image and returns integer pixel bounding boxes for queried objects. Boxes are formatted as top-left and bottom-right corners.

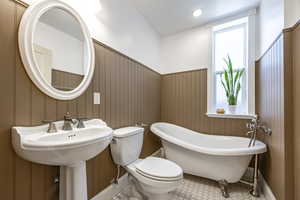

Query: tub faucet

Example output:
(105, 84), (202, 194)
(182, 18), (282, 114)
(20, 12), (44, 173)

(246, 115), (272, 147)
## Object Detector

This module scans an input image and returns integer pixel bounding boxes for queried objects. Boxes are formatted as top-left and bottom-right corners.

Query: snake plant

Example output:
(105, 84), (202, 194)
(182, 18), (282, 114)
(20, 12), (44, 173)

(220, 55), (245, 105)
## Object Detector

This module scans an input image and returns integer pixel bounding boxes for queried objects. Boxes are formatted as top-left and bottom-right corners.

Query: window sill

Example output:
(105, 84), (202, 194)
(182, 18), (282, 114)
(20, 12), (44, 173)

(206, 113), (256, 120)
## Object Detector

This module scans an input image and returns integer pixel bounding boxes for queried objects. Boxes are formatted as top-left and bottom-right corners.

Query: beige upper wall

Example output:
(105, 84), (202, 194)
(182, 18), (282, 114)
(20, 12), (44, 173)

(160, 0), (286, 73)
(159, 10), (256, 74)
(160, 0), (299, 71)
(285, 0), (300, 27)
(160, 0), (294, 67)
(255, 0), (300, 58)
(160, 25), (211, 74)
(256, 0), (284, 59)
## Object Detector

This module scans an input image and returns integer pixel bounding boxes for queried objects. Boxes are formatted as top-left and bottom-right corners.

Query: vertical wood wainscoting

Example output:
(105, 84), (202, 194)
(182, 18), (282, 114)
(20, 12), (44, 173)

(286, 21), (300, 200)
(256, 33), (294, 200)
(0, 1), (161, 200)
(292, 24), (300, 200)
(161, 69), (249, 137)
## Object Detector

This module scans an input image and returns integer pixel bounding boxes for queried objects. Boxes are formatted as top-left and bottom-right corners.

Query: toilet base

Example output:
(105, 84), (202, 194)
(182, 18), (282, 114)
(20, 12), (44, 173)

(128, 174), (173, 200)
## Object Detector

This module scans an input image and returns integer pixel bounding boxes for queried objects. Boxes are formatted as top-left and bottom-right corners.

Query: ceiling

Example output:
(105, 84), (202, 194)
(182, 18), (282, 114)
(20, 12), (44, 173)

(128, 0), (261, 36)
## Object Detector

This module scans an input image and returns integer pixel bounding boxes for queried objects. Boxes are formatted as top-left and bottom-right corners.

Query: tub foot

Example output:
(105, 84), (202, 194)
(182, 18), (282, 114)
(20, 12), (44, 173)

(218, 180), (229, 198)
(250, 188), (260, 198)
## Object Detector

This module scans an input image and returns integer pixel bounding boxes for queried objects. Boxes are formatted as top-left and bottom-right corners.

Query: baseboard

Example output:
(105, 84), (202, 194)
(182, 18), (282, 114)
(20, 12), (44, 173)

(259, 171), (276, 200)
(91, 148), (163, 200)
(91, 173), (129, 200)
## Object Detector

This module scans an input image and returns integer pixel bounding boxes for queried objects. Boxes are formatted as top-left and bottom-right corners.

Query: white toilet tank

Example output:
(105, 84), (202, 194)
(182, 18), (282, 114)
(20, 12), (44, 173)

(110, 127), (144, 166)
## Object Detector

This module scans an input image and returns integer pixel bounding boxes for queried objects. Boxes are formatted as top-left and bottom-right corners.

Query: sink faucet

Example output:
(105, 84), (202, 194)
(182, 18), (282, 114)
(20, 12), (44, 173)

(42, 120), (57, 133)
(246, 115), (272, 147)
(63, 112), (76, 131)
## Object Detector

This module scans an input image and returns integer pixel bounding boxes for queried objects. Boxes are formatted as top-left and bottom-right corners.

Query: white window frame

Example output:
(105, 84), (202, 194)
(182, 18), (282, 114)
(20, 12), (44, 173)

(207, 13), (256, 119)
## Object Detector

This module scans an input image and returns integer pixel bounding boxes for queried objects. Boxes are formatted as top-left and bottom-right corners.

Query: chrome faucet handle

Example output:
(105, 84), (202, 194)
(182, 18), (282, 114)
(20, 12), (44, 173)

(64, 112), (73, 121)
(246, 122), (252, 129)
(258, 125), (272, 136)
(246, 130), (254, 136)
(64, 112), (76, 124)
(246, 122), (256, 130)
(62, 112), (77, 131)
(42, 120), (57, 133)
(264, 128), (272, 136)
(250, 115), (260, 125)
(76, 118), (88, 129)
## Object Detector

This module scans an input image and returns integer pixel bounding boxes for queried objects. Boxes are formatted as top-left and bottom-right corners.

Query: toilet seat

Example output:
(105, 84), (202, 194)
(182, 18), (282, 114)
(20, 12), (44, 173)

(126, 157), (183, 199)
(134, 157), (183, 182)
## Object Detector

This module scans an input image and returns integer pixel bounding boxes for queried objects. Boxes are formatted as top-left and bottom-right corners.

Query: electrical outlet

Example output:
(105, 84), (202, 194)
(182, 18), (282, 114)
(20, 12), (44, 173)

(94, 92), (100, 105)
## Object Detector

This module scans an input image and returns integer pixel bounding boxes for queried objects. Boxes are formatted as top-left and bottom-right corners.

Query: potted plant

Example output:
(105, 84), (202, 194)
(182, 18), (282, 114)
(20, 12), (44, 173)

(220, 55), (245, 114)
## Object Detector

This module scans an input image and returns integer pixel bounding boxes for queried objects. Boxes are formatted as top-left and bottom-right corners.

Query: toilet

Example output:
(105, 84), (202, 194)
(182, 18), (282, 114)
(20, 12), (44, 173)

(110, 127), (183, 200)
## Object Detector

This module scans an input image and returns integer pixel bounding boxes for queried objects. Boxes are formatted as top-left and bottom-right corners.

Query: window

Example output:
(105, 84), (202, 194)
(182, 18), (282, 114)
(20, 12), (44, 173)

(207, 16), (255, 118)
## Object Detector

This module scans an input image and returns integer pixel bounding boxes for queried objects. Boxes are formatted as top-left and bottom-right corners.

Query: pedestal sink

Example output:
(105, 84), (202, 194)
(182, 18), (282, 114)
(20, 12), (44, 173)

(12, 119), (113, 200)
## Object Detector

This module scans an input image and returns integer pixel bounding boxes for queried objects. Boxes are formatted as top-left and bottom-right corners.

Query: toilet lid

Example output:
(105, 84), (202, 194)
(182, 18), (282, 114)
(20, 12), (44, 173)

(135, 157), (182, 181)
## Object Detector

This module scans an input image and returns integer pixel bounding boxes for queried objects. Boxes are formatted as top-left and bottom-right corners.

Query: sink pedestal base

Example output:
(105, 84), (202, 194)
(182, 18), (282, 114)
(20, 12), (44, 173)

(59, 161), (88, 200)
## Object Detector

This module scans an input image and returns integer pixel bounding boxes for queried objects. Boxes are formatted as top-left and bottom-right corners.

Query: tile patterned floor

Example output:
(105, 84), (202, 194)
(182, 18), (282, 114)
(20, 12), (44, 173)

(112, 175), (266, 200)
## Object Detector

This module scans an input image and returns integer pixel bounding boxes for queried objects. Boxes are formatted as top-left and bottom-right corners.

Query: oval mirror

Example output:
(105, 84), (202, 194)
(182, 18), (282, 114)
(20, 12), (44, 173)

(19, 0), (95, 100)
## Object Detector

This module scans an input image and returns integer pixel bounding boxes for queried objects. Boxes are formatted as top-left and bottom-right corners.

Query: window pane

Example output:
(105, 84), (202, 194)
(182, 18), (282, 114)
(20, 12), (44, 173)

(215, 74), (227, 109)
(214, 26), (245, 72)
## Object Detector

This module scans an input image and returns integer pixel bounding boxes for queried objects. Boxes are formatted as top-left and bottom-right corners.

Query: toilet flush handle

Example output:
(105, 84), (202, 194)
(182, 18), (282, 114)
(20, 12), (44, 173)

(111, 138), (117, 144)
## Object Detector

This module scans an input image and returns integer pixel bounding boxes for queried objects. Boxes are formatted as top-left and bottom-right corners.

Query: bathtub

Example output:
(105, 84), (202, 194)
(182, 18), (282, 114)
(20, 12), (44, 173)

(150, 122), (267, 183)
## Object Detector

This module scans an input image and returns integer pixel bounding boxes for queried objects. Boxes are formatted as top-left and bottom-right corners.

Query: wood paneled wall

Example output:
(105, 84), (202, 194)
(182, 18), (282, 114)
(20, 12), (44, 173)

(292, 24), (300, 200)
(286, 21), (300, 200)
(161, 69), (249, 136)
(0, 1), (161, 200)
(256, 33), (294, 200)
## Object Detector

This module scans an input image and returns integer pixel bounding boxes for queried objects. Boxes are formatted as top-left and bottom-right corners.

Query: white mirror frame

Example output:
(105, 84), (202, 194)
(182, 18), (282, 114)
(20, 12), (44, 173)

(18, 0), (95, 100)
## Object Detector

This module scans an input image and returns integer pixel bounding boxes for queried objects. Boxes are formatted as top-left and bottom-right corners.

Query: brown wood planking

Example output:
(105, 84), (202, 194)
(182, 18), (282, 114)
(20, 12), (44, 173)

(0, 0), (16, 199)
(256, 33), (295, 200)
(0, 1), (161, 200)
(290, 22), (300, 200)
(161, 69), (249, 137)
(283, 30), (294, 200)
(14, 5), (32, 200)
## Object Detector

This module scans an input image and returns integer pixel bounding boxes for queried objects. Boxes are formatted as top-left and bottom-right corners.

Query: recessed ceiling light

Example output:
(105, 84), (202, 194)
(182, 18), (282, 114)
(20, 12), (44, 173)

(193, 9), (202, 17)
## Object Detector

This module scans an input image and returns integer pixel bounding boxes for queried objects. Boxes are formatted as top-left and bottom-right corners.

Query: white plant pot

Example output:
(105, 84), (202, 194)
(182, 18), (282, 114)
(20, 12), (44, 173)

(228, 105), (237, 114)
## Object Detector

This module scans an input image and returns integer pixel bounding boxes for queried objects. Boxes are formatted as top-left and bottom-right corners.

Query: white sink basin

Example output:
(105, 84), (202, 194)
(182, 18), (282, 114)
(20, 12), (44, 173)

(12, 119), (113, 200)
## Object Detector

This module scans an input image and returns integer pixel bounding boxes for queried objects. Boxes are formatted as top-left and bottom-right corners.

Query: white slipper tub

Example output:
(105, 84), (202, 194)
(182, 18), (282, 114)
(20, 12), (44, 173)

(150, 122), (267, 183)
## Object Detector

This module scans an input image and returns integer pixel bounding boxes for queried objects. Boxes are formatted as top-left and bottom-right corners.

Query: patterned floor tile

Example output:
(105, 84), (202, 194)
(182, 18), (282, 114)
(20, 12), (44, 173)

(112, 174), (266, 200)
